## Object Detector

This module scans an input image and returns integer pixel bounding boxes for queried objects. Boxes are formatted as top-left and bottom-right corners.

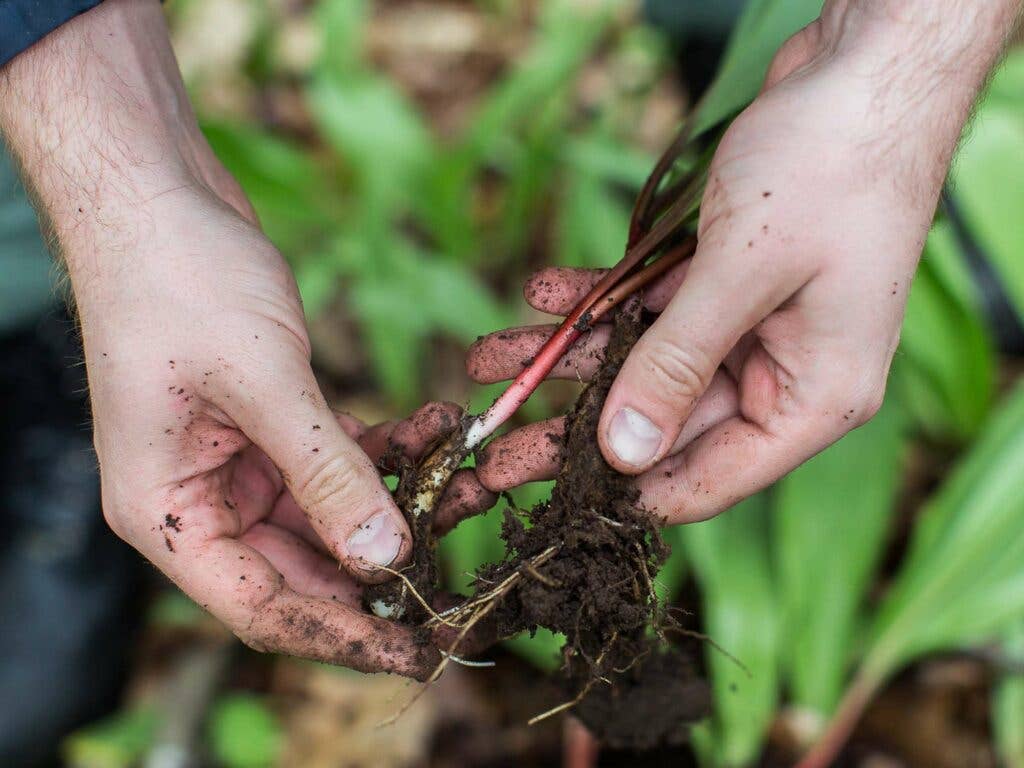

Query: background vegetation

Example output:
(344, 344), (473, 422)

(63, 1), (1024, 766)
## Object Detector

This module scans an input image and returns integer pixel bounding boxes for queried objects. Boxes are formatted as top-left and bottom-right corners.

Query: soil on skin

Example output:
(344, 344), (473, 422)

(372, 304), (710, 749)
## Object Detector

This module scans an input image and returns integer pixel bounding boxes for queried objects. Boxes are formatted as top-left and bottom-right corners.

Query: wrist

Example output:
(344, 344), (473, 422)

(825, 0), (1019, 99)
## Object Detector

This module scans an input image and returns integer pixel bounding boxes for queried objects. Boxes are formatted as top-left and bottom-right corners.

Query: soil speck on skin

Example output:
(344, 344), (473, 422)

(164, 513), (182, 532)
(762, 191), (772, 198)
(164, 533), (175, 552)
(312, 424), (321, 430)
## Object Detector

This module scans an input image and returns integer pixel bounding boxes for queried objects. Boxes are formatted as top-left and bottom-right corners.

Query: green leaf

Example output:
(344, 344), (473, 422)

(995, 622), (1024, 768)
(681, 494), (779, 768)
(63, 708), (158, 768)
(895, 221), (996, 440)
(207, 694), (281, 768)
(314, 0), (369, 77)
(462, 0), (614, 160)
(695, 0), (824, 135)
(201, 121), (335, 256)
(557, 169), (632, 268)
(949, 50), (1024, 324)
(863, 383), (1024, 682)
(773, 400), (905, 719)
(306, 71), (434, 212)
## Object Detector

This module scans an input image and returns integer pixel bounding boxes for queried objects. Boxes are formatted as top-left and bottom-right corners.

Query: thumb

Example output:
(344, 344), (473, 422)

(598, 231), (808, 474)
(225, 363), (410, 581)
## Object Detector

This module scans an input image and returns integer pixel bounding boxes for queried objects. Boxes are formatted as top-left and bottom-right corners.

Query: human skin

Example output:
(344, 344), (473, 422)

(0, 0), (496, 678)
(468, 0), (1022, 523)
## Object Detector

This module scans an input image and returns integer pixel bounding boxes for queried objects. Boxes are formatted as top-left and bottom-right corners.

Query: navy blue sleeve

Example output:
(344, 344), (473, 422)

(0, 0), (103, 68)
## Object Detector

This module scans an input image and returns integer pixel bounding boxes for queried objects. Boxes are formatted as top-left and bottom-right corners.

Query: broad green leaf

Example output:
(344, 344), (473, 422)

(863, 383), (1024, 681)
(307, 71), (434, 212)
(681, 494), (779, 768)
(207, 694), (281, 768)
(773, 400), (905, 718)
(201, 121), (335, 256)
(557, 170), (632, 268)
(896, 221), (996, 440)
(995, 622), (1024, 768)
(63, 708), (158, 768)
(950, 50), (1024, 323)
(695, 0), (824, 135)
(563, 134), (653, 190)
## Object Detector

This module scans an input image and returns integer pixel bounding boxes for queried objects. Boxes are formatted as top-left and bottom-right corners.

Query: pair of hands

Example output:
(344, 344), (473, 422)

(2, 0), (1011, 676)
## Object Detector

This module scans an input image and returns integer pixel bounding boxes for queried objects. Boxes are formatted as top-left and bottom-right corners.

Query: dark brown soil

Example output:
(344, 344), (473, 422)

(368, 303), (709, 749)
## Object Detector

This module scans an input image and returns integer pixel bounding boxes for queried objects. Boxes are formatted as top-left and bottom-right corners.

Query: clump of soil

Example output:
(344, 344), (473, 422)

(367, 303), (710, 749)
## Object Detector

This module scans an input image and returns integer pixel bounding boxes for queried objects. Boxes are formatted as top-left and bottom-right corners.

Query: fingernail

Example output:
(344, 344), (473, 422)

(346, 511), (402, 568)
(608, 407), (663, 467)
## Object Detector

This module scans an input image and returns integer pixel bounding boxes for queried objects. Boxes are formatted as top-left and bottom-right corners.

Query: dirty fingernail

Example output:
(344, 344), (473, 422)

(608, 407), (662, 467)
(346, 511), (402, 568)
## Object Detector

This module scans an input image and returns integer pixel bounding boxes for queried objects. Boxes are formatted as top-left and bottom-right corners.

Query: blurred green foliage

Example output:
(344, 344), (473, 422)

(207, 694), (282, 768)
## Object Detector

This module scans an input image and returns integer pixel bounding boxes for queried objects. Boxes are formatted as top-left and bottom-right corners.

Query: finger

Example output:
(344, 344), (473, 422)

(475, 417), (565, 493)
(342, 401), (463, 469)
(524, 262), (690, 317)
(388, 401), (464, 463)
(242, 522), (361, 605)
(467, 325), (612, 385)
(221, 364), (410, 582)
(157, 534), (439, 679)
(598, 223), (813, 474)
(433, 469), (498, 535)
(665, 368), (740, 454)
(473, 372), (738, 495)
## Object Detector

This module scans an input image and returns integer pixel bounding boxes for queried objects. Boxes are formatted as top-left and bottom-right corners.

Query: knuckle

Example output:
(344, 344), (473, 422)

(296, 454), (366, 514)
(640, 337), (712, 406)
(831, 381), (885, 428)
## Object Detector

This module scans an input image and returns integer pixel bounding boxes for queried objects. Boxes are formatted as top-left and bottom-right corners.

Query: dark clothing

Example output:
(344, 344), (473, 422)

(0, 0), (102, 68)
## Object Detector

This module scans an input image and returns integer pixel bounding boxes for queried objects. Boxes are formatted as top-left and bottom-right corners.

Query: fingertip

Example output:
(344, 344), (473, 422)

(390, 401), (463, 460)
(476, 418), (564, 492)
(341, 505), (413, 584)
(598, 399), (667, 475)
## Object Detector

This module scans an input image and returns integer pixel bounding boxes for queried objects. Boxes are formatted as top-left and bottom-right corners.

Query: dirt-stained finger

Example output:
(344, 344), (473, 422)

(247, 589), (441, 680)
(475, 417), (565, 493)
(467, 326), (612, 385)
(153, 535), (439, 679)
(524, 262), (690, 317)
(389, 401), (464, 462)
(433, 468), (499, 535)
(242, 521), (361, 605)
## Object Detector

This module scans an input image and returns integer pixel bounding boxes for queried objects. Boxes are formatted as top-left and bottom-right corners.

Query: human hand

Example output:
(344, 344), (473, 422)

(466, 0), (1016, 522)
(0, 0), (496, 677)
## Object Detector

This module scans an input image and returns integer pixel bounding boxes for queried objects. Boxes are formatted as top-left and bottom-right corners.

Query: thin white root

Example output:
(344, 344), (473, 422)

(441, 652), (496, 668)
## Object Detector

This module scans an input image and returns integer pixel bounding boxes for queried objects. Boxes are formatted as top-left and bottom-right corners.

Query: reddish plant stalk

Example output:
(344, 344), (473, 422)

(793, 676), (879, 768)
(464, 236), (696, 449)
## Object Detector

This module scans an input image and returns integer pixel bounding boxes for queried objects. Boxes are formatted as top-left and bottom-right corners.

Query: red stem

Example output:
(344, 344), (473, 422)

(463, 237), (696, 449)
(793, 677), (878, 768)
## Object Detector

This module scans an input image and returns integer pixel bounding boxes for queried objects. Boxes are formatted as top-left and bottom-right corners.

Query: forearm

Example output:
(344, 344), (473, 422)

(0, 0), (207, 273)
(831, 0), (1021, 125)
